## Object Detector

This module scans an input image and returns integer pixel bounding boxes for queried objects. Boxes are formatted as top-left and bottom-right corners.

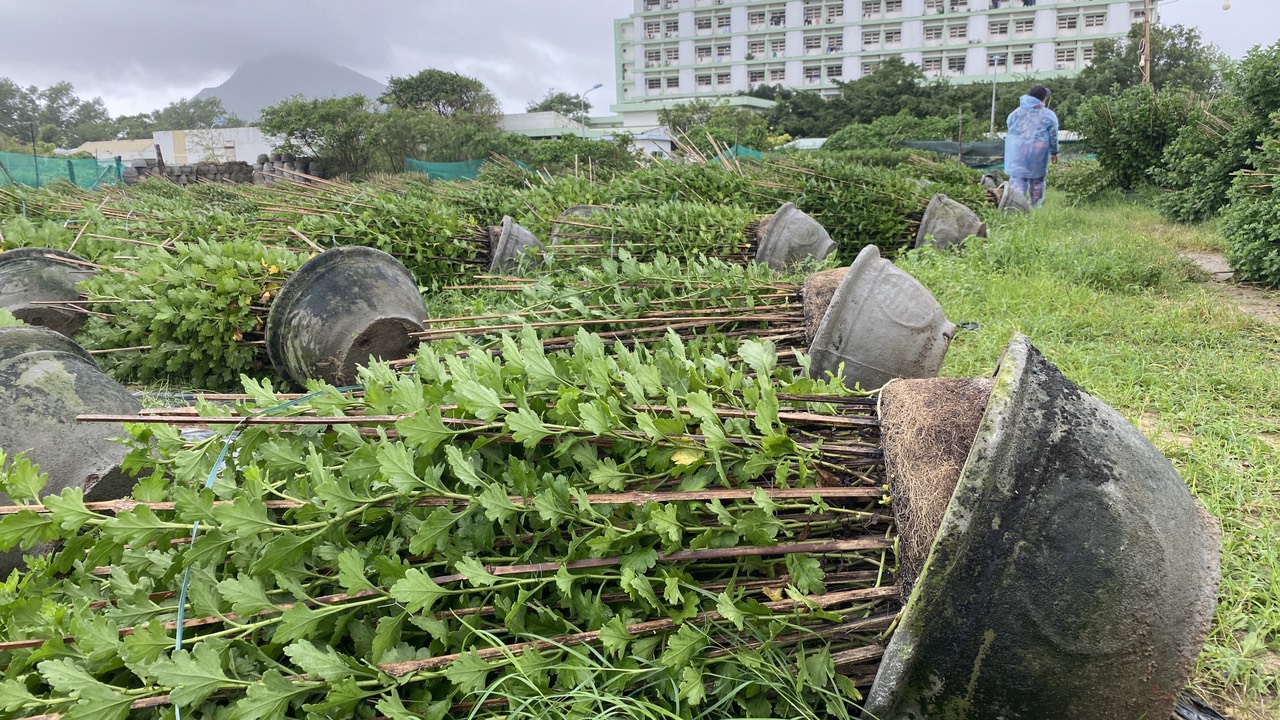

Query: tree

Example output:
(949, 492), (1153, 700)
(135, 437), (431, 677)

(828, 57), (930, 125)
(526, 88), (591, 120)
(379, 69), (501, 119)
(258, 94), (377, 176)
(0, 79), (114, 148)
(149, 97), (245, 131)
(1074, 23), (1226, 98)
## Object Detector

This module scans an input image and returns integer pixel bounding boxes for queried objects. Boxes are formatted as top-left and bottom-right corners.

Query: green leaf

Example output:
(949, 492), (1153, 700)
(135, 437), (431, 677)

(0, 453), (46, 504)
(716, 592), (747, 631)
(390, 568), (445, 614)
(660, 624), (707, 670)
(599, 616), (633, 659)
(285, 640), (366, 681)
(506, 407), (550, 447)
(336, 548), (375, 593)
(396, 409), (455, 454)
(444, 445), (483, 488)
(408, 507), (459, 556)
(212, 496), (277, 534)
(476, 483), (520, 523)
(455, 556), (499, 587)
(217, 574), (276, 616)
(150, 642), (230, 708)
(785, 553), (827, 595)
(679, 664), (708, 705)
(0, 678), (39, 713)
(272, 605), (326, 645)
(120, 620), (172, 668)
(685, 391), (718, 427)
(375, 441), (420, 493)
(738, 339), (777, 377)
(444, 651), (492, 694)
(454, 379), (504, 421)
(648, 504), (683, 544)
(43, 488), (99, 532)
(0, 510), (57, 551)
(371, 613), (406, 665)
(233, 669), (310, 720)
(578, 400), (614, 435)
(520, 346), (559, 388)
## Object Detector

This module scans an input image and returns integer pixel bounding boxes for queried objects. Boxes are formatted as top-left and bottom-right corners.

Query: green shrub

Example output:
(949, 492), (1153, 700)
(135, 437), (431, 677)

(1051, 158), (1111, 204)
(1223, 135), (1280, 286)
(1075, 84), (1200, 191)
(822, 110), (971, 152)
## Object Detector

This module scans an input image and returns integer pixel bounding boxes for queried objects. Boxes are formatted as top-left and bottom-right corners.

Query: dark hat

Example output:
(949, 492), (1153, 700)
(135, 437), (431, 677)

(1028, 85), (1051, 102)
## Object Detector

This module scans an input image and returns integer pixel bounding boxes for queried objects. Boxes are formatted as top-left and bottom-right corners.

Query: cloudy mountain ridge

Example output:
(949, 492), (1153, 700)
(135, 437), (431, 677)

(194, 53), (385, 120)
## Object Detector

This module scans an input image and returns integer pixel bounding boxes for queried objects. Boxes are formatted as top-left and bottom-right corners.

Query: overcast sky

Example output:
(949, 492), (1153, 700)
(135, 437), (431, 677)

(0, 0), (1272, 117)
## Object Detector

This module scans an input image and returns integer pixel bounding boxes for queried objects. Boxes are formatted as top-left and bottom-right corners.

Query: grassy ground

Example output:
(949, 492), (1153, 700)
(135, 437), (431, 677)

(896, 195), (1280, 717)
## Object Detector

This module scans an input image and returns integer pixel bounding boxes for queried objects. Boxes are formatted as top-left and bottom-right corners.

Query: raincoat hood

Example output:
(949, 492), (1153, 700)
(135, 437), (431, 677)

(1019, 94), (1045, 110)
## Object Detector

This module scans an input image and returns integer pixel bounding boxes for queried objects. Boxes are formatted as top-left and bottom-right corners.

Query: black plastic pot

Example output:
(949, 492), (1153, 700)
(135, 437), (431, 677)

(0, 327), (141, 573)
(0, 247), (94, 337)
(864, 334), (1220, 720)
(754, 203), (836, 270)
(914, 194), (988, 251)
(266, 246), (428, 387)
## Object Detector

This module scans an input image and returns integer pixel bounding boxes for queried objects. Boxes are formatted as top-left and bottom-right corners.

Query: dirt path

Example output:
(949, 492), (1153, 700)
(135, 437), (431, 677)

(1182, 252), (1280, 325)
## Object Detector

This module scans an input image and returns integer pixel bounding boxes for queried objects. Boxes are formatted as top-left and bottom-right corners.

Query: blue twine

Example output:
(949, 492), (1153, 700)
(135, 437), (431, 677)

(170, 386), (362, 718)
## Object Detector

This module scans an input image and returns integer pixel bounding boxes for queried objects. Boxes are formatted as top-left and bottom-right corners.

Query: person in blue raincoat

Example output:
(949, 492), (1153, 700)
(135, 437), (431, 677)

(1004, 85), (1059, 207)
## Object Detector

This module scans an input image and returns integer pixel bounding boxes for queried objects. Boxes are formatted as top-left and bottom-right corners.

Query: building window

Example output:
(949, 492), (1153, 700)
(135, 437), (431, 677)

(925, 0), (944, 12)
(863, 31), (879, 46)
(1057, 15), (1078, 30)
(769, 11), (786, 26)
(749, 40), (765, 54)
(924, 25), (943, 40)
(807, 35), (823, 50)
(770, 67), (786, 81)
(696, 45), (712, 61)
(645, 49), (661, 65)
(828, 35), (844, 52)
(1084, 13), (1106, 28)
(749, 11), (765, 25)
(990, 20), (1009, 35)
(827, 64), (844, 79)
(862, 1), (879, 17)
(950, 1), (969, 10)
(716, 72), (731, 84)
(665, 47), (679, 62)
(948, 56), (966, 72)
(949, 25), (967, 39)
(697, 74), (712, 86)
(862, 61), (881, 75)
(716, 44), (730, 57)
(647, 77), (661, 89)
(644, 0), (659, 9)
(923, 57), (943, 72)
(804, 6), (823, 23)
(1014, 19), (1035, 33)
(885, 29), (902, 43)
(988, 52), (1007, 66)
(665, 20), (679, 34)
(1055, 47), (1077, 63)
(644, 21), (660, 37)
(1082, 45), (1095, 63)
(666, 76), (680, 88)
(886, 0), (903, 12)
(1012, 50), (1033, 65)
(716, 15), (731, 30)
(1132, 9), (1146, 21)
(828, 5), (845, 21)
(804, 66), (822, 81)
(770, 39), (786, 54)
(695, 16), (712, 30)
(749, 69), (765, 83)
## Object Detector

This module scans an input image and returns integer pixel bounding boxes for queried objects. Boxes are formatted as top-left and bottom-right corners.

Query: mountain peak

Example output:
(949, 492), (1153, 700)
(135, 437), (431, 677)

(195, 54), (385, 120)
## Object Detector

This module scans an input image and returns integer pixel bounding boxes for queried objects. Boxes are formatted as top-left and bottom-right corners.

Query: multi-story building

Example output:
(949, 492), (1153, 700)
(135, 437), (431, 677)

(609, 0), (1152, 128)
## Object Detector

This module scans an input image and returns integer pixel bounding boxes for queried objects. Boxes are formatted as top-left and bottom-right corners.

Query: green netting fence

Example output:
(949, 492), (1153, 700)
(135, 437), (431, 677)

(713, 145), (764, 164)
(0, 151), (124, 190)
(405, 157), (537, 182)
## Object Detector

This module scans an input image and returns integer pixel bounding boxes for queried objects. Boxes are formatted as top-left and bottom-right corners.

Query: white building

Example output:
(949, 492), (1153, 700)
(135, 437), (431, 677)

(152, 127), (279, 165)
(612, 0), (1151, 127)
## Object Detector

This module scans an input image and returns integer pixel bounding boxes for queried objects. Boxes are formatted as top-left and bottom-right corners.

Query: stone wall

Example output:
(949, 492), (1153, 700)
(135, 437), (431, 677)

(121, 154), (326, 186)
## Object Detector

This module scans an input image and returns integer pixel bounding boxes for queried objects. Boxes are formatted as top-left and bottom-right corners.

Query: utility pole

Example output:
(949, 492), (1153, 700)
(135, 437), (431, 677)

(1141, 0), (1152, 84)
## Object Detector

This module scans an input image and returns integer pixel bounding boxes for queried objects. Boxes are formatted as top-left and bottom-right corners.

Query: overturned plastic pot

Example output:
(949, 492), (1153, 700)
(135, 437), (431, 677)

(754, 203), (836, 270)
(863, 334), (1221, 720)
(266, 246), (428, 387)
(0, 247), (94, 337)
(913, 194), (988, 251)
(487, 216), (543, 273)
(0, 327), (140, 572)
(807, 245), (955, 390)
(980, 172), (1002, 190)
(996, 181), (1032, 213)
(550, 205), (607, 245)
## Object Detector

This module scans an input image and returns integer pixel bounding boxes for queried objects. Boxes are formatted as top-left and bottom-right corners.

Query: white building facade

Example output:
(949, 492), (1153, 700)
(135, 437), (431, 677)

(612, 0), (1150, 122)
